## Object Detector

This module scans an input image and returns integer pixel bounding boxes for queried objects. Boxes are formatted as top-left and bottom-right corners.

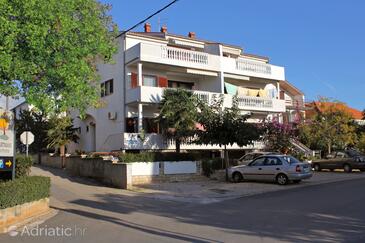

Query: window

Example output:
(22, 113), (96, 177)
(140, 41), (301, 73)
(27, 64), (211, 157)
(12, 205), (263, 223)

(336, 152), (348, 158)
(282, 156), (300, 164)
(143, 75), (157, 87)
(125, 118), (137, 133)
(168, 80), (194, 90)
(143, 118), (159, 133)
(250, 157), (265, 166)
(101, 79), (114, 97)
(264, 157), (283, 166)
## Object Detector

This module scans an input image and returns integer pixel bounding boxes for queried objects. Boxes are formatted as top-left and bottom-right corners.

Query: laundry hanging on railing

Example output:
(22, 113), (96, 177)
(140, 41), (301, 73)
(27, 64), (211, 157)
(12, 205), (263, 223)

(224, 82), (238, 95)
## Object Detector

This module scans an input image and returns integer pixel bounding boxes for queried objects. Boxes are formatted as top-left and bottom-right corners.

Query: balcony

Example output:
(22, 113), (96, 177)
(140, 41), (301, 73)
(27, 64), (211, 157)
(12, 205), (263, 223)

(125, 43), (220, 71)
(126, 86), (286, 113)
(123, 133), (265, 150)
(222, 57), (285, 81)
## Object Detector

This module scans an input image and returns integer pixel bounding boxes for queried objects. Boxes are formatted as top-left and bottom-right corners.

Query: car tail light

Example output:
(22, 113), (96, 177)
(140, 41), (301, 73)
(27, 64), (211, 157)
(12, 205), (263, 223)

(296, 165), (302, 173)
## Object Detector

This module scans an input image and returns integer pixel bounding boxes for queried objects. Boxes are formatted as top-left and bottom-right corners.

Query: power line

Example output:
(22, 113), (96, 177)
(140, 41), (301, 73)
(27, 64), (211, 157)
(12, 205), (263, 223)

(118, 0), (179, 37)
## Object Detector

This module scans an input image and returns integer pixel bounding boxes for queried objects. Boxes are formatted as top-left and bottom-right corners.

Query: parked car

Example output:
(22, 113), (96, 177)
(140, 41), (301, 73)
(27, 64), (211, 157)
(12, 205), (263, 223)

(236, 152), (279, 165)
(228, 154), (312, 185)
(312, 150), (365, 173)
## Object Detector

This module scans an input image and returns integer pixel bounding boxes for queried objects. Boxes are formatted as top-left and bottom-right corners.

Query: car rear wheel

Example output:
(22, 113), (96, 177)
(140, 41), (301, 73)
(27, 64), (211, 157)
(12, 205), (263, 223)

(232, 172), (243, 183)
(276, 174), (288, 185)
(343, 164), (352, 173)
(314, 164), (321, 172)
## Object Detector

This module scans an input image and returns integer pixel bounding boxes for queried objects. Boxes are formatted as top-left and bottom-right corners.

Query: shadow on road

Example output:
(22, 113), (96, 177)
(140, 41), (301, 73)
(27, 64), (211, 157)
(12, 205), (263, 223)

(59, 178), (365, 243)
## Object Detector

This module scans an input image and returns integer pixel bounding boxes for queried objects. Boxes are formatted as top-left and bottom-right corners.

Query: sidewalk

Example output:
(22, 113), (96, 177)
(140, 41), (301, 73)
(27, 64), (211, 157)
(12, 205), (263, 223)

(130, 170), (365, 204)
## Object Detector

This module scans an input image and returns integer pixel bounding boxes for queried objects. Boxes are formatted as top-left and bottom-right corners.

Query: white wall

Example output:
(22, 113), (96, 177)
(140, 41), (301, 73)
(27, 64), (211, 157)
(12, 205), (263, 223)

(164, 161), (197, 174)
(131, 162), (159, 176)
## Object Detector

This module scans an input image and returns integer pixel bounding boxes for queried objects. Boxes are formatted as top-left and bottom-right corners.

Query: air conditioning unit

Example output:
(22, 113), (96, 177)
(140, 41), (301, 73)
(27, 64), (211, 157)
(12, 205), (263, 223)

(108, 112), (117, 120)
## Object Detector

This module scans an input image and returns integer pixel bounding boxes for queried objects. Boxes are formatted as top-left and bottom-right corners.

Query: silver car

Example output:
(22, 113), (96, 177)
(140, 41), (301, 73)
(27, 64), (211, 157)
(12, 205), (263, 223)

(229, 154), (313, 185)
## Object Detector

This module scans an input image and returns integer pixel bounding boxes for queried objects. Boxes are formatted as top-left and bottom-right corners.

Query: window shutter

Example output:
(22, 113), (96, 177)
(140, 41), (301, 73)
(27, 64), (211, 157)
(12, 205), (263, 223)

(158, 77), (168, 87)
(279, 90), (285, 100)
(131, 73), (137, 88)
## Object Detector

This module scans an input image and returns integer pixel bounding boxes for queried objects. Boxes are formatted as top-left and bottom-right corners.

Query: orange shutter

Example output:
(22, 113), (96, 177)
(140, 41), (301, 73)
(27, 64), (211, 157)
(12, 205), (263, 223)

(131, 73), (137, 88)
(158, 77), (168, 87)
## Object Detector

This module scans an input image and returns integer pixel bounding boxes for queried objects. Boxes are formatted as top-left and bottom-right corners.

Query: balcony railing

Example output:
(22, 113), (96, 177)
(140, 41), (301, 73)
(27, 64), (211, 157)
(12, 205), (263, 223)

(161, 46), (209, 65)
(126, 86), (286, 112)
(123, 132), (265, 150)
(237, 96), (273, 109)
(236, 59), (272, 75)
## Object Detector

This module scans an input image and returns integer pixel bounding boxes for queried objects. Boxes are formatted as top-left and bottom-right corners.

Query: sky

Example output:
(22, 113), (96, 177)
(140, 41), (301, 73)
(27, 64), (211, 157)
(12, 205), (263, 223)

(101, 0), (365, 110)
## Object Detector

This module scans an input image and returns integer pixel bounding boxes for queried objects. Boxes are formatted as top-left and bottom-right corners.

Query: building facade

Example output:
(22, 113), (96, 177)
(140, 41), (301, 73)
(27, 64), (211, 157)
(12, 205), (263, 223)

(67, 23), (304, 153)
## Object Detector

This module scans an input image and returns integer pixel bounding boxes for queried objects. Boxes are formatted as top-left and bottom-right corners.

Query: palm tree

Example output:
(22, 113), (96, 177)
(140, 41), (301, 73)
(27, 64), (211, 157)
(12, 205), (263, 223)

(158, 89), (198, 153)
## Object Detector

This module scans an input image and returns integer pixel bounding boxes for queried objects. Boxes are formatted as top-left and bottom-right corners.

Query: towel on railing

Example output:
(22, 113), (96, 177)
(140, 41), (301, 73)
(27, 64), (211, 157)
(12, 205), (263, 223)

(259, 89), (268, 98)
(237, 87), (248, 96)
(224, 82), (237, 95)
(248, 89), (259, 97)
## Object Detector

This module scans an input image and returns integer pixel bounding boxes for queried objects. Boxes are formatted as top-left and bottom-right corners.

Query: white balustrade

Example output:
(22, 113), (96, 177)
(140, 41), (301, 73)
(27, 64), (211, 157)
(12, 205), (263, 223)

(236, 59), (272, 75)
(161, 46), (209, 65)
(237, 96), (273, 109)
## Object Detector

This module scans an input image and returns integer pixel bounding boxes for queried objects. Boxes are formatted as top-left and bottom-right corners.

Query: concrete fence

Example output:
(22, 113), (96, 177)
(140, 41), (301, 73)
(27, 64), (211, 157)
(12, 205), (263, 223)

(34, 154), (203, 189)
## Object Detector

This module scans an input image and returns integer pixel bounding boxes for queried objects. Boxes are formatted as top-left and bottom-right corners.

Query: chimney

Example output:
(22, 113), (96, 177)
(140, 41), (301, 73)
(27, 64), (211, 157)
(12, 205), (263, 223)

(160, 26), (167, 33)
(188, 32), (196, 39)
(144, 23), (151, 33)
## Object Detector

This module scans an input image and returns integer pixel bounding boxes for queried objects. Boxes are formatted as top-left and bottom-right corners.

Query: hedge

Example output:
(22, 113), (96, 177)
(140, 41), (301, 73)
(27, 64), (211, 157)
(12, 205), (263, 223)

(118, 151), (209, 163)
(0, 176), (50, 209)
(15, 155), (33, 178)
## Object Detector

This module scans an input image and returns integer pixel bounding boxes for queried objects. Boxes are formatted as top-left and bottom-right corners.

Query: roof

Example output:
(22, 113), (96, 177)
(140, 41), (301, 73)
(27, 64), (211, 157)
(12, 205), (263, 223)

(123, 31), (244, 51)
(280, 80), (304, 96)
(307, 101), (363, 120)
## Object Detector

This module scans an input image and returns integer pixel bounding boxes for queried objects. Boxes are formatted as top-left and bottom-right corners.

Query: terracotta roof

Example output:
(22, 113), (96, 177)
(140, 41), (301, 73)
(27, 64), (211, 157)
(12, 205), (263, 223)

(308, 102), (363, 120)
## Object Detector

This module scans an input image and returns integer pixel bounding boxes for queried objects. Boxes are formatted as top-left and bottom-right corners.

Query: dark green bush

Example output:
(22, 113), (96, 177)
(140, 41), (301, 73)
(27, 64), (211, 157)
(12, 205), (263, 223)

(0, 176), (50, 209)
(202, 158), (225, 177)
(15, 155), (33, 178)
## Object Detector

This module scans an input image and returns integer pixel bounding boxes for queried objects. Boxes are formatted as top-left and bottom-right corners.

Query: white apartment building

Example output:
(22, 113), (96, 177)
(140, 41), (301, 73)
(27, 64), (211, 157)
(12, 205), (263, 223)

(65, 23), (304, 153)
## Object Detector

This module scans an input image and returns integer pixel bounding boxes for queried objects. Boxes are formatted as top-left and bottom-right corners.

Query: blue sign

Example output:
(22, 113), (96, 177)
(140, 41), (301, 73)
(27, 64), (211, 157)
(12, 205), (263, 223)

(0, 159), (3, 169)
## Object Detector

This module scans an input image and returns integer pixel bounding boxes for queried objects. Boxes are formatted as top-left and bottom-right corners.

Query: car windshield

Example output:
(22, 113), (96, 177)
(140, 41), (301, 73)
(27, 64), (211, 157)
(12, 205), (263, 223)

(282, 156), (301, 164)
(346, 150), (363, 157)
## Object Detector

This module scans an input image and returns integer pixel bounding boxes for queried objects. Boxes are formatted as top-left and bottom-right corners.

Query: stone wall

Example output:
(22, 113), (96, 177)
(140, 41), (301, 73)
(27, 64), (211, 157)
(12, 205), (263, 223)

(36, 154), (204, 188)
(0, 198), (49, 233)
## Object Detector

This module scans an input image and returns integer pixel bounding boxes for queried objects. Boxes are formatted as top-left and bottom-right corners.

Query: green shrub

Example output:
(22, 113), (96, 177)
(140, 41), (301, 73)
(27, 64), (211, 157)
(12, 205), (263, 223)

(202, 158), (224, 177)
(118, 152), (206, 162)
(15, 155), (33, 178)
(0, 176), (50, 209)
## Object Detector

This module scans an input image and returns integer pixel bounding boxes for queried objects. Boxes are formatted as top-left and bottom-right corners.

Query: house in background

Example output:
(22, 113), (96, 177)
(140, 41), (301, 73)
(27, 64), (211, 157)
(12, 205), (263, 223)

(69, 23), (305, 153)
(279, 80), (305, 123)
(305, 101), (364, 125)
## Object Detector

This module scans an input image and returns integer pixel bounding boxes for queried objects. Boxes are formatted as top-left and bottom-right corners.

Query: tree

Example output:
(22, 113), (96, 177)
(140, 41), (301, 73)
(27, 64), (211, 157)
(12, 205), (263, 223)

(47, 115), (79, 168)
(195, 96), (261, 180)
(261, 120), (297, 154)
(0, 0), (118, 114)
(158, 89), (198, 153)
(299, 101), (356, 155)
(15, 110), (49, 154)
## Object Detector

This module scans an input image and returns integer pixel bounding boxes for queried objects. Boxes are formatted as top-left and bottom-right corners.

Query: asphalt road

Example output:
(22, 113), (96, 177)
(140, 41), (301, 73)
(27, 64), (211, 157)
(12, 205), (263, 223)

(2, 169), (365, 243)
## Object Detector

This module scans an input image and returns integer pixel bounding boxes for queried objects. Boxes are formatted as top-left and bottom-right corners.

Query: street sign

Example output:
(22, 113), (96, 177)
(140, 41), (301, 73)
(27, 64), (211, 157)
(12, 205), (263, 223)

(0, 107), (15, 179)
(20, 131), (34, 145)
(20, 131), (34, 157)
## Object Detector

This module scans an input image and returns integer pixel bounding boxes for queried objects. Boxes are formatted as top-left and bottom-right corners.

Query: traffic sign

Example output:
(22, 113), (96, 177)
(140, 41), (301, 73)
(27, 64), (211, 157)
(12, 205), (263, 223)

(0, 157), (13, 171)
(20, 131), (34, 145)
(0, 106), (15, 179)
